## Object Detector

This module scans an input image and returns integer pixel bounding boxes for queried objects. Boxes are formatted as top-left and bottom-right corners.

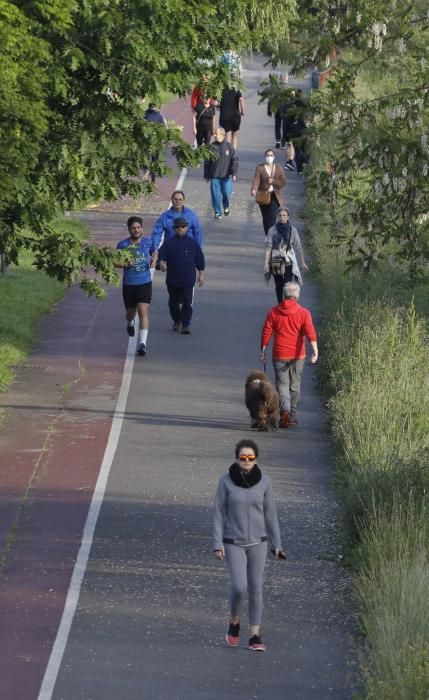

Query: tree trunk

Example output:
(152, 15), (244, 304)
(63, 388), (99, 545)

(0, 253), (8, 274)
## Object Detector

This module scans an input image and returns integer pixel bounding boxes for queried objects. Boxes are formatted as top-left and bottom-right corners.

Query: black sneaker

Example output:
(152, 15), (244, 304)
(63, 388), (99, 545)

(226, 622), (240, 647)
(137, 343), (146, 356)
(275, 141), (281, 149)
(285, 160), (297, 171)
(224, 208), (230, 216)
(248, 635), (266, 651)
(127, 323), (135, 337)
(181, 326), (191, 335)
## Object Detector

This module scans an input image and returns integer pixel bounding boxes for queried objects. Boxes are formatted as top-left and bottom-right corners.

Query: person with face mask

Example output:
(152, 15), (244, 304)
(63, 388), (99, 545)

(251, 150), (287, 235)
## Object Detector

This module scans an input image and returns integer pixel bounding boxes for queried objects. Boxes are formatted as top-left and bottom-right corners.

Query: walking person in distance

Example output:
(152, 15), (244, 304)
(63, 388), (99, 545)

(264, 207), (308, 303)
(213, 439), (285, 652)
(204, 127), (238, 220)
(260, 282), (318, 428)
(251, 149), (286, 235)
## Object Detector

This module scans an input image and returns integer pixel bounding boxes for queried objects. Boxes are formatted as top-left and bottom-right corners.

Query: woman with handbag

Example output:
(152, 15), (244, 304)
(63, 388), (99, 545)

(213, 439), (285, 652)
(251, 149), (286, 235)
(264, 207), (308, 303)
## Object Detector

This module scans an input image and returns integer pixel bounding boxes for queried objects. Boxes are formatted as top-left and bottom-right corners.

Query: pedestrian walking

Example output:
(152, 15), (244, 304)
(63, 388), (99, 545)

(264, 207), (308, 302)
(158, 218), (205, 334)
(193, 96), (216, 146)
(152, 190), (203, 249)
(143, 103), (167, 182)
(219, 86), (245, 151)
(116, 216), (158, 356)
(251, 149), (286, 235)
(213, 439), (285, 652)
(204, 127), (238, 220)
(260, 281), (318, 428)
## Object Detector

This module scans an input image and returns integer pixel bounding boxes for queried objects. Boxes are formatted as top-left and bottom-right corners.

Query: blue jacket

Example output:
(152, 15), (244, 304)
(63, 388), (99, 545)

(158, 234), (205, 287)
(151, 206), (203, 249)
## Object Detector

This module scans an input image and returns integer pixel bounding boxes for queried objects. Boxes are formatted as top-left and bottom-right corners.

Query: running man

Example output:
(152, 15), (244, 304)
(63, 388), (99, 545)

(116, 216), (158, 356)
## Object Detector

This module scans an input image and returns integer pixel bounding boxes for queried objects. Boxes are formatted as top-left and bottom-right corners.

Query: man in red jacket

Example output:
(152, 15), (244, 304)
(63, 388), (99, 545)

(260, 282), (318, 428)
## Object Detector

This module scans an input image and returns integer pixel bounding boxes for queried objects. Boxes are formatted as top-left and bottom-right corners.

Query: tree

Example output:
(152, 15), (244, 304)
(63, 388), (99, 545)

(0, 0), (297, 296)
(272, 0), (429, 273)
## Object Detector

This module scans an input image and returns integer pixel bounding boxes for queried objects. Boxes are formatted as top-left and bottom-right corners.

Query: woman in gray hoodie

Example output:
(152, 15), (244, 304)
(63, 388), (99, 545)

(213, 439), (285, 652)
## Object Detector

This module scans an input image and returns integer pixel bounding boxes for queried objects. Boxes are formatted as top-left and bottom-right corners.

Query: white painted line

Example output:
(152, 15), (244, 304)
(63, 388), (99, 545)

(38, 168), (189, 700)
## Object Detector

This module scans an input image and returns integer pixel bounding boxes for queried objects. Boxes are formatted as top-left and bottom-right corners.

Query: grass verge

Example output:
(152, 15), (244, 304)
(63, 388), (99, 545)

(306, 149), (429, 697)
(0, 217), (89, 395)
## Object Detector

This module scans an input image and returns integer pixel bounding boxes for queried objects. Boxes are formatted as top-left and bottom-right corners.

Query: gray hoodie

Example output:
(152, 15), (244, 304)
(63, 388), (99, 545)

(213, 466), (282, 551)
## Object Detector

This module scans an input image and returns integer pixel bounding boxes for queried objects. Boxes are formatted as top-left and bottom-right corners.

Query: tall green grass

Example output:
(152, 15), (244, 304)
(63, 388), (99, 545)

(306, 152), (429, 696)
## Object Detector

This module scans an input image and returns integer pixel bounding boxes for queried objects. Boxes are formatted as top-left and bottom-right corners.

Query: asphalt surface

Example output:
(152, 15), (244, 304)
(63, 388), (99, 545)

(51, 58), (359, 699)
(0, 56), (359, 699)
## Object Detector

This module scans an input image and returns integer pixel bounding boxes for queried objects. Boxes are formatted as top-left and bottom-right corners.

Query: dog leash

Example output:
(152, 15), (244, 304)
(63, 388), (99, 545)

(261, 357), (266, 374)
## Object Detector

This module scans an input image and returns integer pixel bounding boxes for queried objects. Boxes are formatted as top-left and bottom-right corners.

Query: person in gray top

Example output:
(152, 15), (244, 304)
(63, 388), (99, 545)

(264, 207), (308, 303)
(213, 439), (285, 652)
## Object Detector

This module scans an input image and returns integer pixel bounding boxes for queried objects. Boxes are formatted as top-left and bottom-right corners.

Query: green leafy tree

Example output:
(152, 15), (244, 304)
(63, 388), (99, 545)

(1, 0), (296, 294)
(274, 0), (429, 273)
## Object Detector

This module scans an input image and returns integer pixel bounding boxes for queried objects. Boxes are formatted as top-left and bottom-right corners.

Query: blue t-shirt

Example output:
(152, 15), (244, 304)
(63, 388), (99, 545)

(116, 237), (154, 285)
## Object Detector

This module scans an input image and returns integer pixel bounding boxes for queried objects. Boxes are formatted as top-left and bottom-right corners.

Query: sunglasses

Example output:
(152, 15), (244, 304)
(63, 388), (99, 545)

(239, 455), (256, 462)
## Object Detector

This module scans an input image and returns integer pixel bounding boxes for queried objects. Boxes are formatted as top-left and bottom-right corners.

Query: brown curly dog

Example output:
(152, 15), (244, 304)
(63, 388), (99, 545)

(245, 370), (280, 431)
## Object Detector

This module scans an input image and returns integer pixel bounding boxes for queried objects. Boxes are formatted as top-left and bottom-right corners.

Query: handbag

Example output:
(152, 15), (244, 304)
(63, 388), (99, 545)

(255, 164), (274, 205)
(255, 190), (271, 205)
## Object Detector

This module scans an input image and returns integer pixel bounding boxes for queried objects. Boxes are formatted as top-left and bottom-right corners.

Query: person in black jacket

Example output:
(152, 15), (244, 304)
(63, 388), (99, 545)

(158, 217), (205, 334)
(204, 127), (238, 219)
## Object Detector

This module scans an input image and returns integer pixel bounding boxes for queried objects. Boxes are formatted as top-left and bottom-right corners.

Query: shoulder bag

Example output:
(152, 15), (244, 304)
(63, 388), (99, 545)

(255, 165), (274, 205)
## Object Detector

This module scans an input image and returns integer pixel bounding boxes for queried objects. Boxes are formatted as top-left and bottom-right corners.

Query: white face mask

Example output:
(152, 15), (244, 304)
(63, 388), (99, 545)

(265, 155), (275, 164)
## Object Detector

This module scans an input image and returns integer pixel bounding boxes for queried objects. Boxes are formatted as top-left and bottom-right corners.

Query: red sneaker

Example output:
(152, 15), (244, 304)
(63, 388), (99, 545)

(248, 635), (266, 651)
(226, 622), (240, 647)
(279, 411), (289, 428)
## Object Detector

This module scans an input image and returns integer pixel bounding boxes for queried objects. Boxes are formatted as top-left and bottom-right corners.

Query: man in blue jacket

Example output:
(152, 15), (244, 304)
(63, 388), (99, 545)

(158, 217), (205, 334)
(151, 190), (203, 249)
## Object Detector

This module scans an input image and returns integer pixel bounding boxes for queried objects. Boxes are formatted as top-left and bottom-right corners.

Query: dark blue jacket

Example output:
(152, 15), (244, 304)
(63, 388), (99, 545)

(158, 234), (205, 287)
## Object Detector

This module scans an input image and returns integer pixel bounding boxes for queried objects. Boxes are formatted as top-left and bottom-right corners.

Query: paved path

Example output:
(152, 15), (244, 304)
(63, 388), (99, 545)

(0, 57), (358, 699)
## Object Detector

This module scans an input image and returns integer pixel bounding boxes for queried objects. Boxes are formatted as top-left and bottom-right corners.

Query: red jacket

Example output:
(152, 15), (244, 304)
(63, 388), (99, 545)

(261, 299), (317, 360)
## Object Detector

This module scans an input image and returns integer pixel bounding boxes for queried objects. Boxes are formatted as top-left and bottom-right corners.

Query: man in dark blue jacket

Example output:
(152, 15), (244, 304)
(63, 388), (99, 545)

(158, 217), (205, 334)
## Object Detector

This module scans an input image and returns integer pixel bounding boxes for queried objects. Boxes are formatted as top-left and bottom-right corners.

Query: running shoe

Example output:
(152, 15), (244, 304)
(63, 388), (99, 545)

(226, 622), (240, 647)
(181, 326), (191, 335)
(248, 635), (266, 652)
(214, 213), (222, 219)
(127, 322), (135, 337)
(137, 343), (146, 356)
(172, 321), (182, 332)
(224, 208), (230, 216)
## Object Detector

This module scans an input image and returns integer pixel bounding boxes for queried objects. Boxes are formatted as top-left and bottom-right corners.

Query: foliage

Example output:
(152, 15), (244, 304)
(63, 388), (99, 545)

(0, 0), (296, 295)
(307, 144), (429, 698)
(0, 218), (87, 391)
(272, 0), (429, 273)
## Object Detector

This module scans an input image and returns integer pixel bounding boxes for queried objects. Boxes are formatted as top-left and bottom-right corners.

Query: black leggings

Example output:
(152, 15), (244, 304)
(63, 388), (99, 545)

(273, 268), (297, 303)
(259, 193), (279, 235)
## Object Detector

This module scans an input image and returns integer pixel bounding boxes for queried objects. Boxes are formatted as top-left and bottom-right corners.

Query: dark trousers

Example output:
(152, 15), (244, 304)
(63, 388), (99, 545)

(259, 193), (279, 235)
(167, 285), (194, 327)
(274, 112), (282, 143)
(273, 267), (296, 303)
(196, 128), (211, 146)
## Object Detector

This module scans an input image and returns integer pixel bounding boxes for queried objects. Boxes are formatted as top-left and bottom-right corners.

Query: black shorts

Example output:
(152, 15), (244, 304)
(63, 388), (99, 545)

(122, 282), (152, 309)
(219, 113), (241, 132)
